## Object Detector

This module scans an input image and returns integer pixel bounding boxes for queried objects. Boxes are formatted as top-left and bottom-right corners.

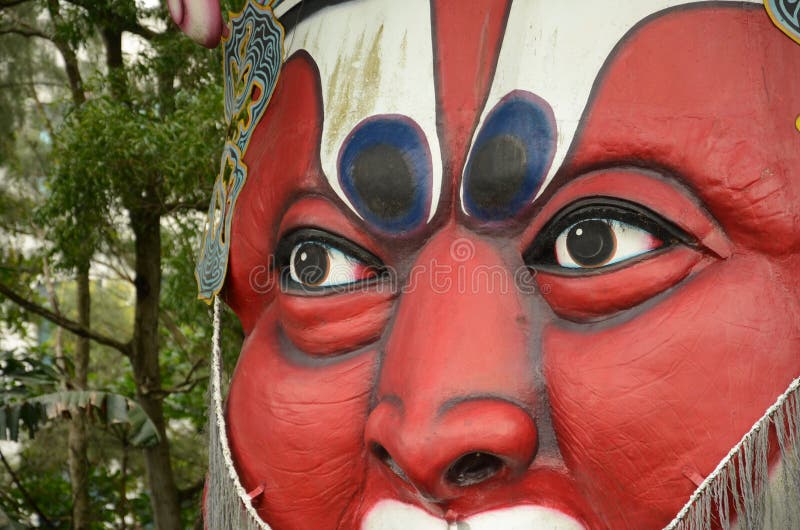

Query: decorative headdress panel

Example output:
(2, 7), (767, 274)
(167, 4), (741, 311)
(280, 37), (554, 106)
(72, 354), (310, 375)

(194, 0), (284, 302)
(765, 0), (800, 45)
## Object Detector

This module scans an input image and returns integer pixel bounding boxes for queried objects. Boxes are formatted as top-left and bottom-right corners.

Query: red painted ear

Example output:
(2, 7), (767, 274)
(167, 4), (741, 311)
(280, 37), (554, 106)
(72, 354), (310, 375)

(225, 51), (326, 333)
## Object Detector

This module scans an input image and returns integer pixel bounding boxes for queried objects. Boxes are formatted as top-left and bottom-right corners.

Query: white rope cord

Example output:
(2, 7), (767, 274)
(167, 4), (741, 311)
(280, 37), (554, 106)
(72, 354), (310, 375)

(664, 375), (800, 530)
(209, 296), (272, 529)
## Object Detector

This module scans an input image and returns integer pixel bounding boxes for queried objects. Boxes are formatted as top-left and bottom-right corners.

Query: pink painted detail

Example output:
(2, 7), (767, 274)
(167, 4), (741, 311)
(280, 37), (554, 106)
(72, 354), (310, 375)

(168, 0), (224, 48)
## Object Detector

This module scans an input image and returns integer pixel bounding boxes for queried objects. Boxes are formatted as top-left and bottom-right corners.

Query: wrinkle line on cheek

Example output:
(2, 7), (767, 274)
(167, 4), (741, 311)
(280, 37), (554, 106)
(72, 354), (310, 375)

(265, 409), (370, 429)
(612, 335), (675, 367)
(337, 467), (369, 530)
(297, 314), (382, 335)
(270, 389), (372, 408)
(263, 450), (362, 478)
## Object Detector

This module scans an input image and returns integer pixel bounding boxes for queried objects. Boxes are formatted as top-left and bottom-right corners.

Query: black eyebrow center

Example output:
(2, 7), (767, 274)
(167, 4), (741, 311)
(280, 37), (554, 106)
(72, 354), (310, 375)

(350, 143), (415, 221)
(466, 134), (528, 214)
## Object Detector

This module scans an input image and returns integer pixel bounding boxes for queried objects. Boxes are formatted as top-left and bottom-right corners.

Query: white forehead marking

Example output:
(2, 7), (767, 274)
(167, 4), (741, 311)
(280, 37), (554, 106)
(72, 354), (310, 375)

(470, 0), (760, 211)
(285, 0), (441, 222)
(273, 0), (301, 19)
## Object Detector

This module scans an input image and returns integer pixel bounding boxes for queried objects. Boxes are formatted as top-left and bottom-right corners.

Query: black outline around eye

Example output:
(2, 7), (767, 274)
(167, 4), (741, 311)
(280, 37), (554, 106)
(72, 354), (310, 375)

(523, 197), (695, 273)
(275, 228), (387, 293)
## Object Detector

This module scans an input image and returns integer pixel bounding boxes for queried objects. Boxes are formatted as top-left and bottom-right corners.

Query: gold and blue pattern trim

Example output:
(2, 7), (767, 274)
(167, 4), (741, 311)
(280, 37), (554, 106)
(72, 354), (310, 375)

(196, 0), (284, 302)
(765, 0), (800, 45)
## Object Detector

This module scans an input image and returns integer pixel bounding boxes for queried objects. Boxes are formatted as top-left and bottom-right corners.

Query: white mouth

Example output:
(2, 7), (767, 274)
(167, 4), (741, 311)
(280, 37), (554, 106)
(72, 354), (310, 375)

(361, 499), (587, 530)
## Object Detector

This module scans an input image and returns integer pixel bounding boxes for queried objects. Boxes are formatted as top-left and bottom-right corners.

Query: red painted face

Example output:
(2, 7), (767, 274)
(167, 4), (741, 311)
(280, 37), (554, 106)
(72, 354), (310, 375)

(221, 2), (800, 529)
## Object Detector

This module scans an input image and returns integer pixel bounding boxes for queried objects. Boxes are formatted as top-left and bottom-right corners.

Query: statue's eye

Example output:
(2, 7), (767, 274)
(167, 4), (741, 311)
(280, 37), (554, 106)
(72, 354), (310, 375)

(277, 229), (383, 290)
(525, 198), (691, 272)
(288, 242), (375, 287)
(554, 218), (661, 269)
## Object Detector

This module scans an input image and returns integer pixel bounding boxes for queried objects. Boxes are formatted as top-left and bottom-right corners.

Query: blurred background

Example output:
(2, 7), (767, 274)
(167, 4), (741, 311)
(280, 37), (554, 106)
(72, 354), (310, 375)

(0, 1), (246, 528)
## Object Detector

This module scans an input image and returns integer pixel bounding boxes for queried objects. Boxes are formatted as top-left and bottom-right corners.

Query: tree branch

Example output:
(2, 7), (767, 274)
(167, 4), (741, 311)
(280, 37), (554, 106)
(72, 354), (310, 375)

(41, 255), (68, 382)
(162, 197), (210, 216)
(124, 21), (158, 41)
(0, 447), (55, 528)
(156, 357), (207, 397)
(93, 256), (134, 284)
(28, 76), (55, 135)
(0, 9), (51, 38)
(0, 26), (49, 39)
(0, 0), (34, 8)
(0, 281), (131, 356)
(0, 80), (65, 89)
(46, 0), (85, 105)
(61, 0), (162, 41)
(160, 310), (191, 354)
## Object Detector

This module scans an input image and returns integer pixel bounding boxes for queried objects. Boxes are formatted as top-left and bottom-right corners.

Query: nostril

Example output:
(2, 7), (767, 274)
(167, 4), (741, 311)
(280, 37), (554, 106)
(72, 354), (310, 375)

(370, 442), (407, 480)
(445, 452), (504, 487)
(371, 441), (390, 462)
(370, 442), (391, 462)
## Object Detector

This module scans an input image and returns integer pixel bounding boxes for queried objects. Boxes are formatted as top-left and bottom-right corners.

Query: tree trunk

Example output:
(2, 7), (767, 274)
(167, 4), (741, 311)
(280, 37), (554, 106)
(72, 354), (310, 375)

(130, 202), (183, 530)
(118, 443), (129, 530)
(46, 0), (85, 106)
(45, 4), (91, 523)
(101, 27), (129, 105)
(103, 23), (181, 529)
(68, 264), (92, 530)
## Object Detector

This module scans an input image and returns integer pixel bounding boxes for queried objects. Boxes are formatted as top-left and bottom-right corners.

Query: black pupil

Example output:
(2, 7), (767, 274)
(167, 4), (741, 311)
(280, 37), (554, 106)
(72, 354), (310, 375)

(293, 243), (329, 285)
(566, 219), (616, 267)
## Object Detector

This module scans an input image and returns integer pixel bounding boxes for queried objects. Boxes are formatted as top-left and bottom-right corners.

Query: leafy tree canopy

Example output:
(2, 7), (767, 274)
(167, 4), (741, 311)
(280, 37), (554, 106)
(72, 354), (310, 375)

(0, 1), (246, 528)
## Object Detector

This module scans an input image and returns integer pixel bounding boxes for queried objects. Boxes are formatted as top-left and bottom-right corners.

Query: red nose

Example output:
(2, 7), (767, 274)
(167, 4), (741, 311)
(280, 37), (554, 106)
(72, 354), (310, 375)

(365, 397), (538, 499)
(365, 227), (539, 501)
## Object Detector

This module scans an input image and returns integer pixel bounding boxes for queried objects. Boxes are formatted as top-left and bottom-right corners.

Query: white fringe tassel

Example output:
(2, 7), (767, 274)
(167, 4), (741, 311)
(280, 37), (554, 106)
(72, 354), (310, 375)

(207, 297), (272, 530)
(664, 376), (800, 530)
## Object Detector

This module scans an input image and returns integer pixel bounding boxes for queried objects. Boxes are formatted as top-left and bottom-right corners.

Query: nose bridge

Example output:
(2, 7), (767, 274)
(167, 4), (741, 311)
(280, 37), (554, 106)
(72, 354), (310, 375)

(366, 226), (539, 499)
(378, 226), (534, 406)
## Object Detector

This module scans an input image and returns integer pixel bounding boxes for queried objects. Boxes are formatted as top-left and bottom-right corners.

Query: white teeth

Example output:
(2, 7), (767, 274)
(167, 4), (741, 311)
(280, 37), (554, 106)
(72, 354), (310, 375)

(362, 500), (448, 530)
(464, 505), (586, 530)
(362, 500), (587, 530)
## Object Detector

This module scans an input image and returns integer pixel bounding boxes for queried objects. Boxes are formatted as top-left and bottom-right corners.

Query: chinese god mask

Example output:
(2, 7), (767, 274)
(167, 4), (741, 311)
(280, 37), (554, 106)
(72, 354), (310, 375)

(173, 0), (800, 528)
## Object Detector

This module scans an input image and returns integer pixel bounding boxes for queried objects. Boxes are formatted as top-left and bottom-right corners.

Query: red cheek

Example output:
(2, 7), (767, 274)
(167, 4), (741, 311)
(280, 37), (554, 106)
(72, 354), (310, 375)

(536, 246), (705, 320)
(278, 289), (395, 356)
(543, 254), (800, 528)
(227, 305), (377, 529)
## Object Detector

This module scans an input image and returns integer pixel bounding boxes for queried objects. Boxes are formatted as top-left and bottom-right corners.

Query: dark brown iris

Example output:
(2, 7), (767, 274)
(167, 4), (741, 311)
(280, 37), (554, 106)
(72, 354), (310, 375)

(566, 220), (617, 267)
(293, 242), (329, 285)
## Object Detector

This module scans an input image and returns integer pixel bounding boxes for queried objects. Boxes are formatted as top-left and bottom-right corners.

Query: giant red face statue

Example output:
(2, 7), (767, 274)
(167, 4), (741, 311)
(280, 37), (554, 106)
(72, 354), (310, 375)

(207, 0), (800, 528)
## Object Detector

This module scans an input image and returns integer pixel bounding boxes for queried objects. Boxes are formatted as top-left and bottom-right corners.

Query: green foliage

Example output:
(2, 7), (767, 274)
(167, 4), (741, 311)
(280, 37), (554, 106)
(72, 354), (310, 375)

(0, 506), (27, 530)
(0, 349), (60, 397)
(0, 350), (160, 447)
(0, 390), (160, 448)
(2, 425), (75, 528)
(39, 80), (223, 270)
(0, 0), (234, 526)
